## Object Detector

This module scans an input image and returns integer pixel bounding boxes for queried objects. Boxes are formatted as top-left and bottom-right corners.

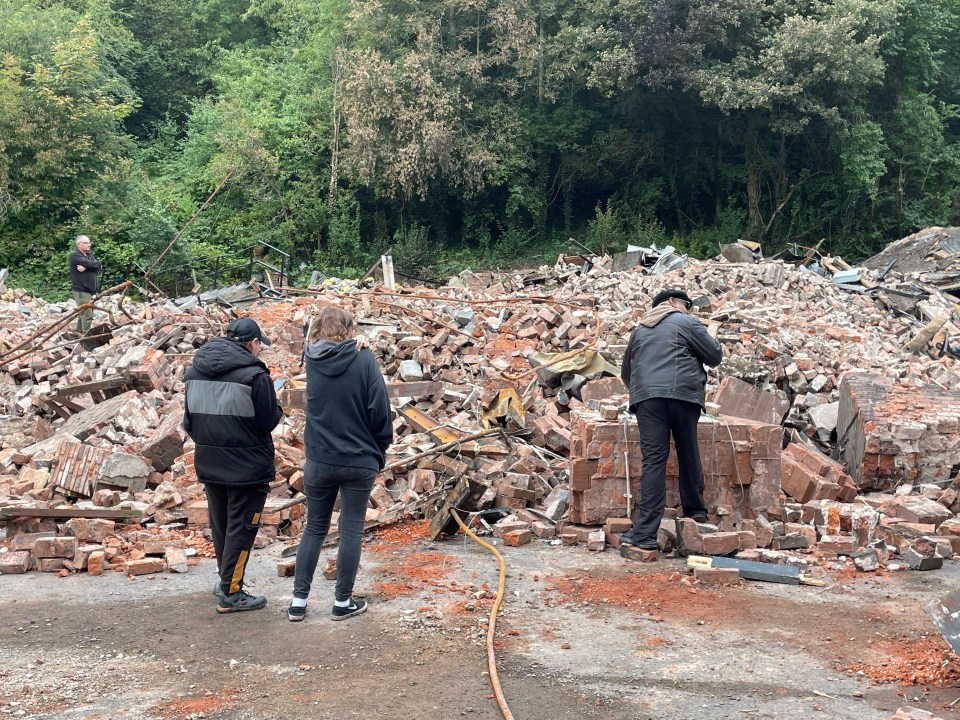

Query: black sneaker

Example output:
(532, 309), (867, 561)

(690, 513), (708, 524)
(331, 598), (367, 621)
(288, 604), (307, 622)
(217, 590), (267, 614)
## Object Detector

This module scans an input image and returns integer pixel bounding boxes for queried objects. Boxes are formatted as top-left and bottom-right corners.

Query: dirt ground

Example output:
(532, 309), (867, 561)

(2, 521), (960, 720)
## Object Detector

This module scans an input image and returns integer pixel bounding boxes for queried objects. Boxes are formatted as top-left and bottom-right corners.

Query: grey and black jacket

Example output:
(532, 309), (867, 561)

(621, 305), (723, 411)
(304, 339), (393, 471)
(183, 337), (281, 486)
(69, 249), (101, 294)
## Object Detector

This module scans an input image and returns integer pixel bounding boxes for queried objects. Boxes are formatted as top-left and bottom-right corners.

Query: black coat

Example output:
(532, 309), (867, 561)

(304, 339), (393, 471)
(69, 249), (101, 294)
(183, 337), (281, 486)
(621, 306), (722, 411)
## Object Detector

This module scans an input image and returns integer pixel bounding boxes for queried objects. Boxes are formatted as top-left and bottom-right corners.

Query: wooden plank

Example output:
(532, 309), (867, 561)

(399, 406), (460, 444)
(52, 376), (129, 400)
(0, 507), (142, 520)
(38, 396), (72, 420)
(429, 477), (489, 540)
(385, 381), (441, 399)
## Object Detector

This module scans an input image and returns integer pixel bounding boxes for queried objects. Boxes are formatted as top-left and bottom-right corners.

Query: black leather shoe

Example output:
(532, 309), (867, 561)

(690, 513), (708, 523)
(620, 533), (658, 550)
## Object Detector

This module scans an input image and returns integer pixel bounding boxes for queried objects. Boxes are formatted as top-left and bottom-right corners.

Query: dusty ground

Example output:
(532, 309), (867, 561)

(2, 522), (960, 720)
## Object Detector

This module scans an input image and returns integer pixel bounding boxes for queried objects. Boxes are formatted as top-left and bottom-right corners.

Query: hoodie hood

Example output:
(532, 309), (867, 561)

(306, 339), (359, 377)
(639, 304), (683, 328)
(192, 336), (265, 377)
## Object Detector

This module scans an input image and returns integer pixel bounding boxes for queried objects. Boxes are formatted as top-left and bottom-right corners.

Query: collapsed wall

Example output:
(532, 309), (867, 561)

(838, 372), (960, 490)
(569, 409), (782, 524)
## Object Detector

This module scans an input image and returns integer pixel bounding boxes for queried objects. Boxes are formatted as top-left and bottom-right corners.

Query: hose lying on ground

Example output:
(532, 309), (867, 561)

(450, 508), (515, 720)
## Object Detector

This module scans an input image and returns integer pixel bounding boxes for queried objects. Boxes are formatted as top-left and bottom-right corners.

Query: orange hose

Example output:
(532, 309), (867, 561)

(450, 509), (515, 720)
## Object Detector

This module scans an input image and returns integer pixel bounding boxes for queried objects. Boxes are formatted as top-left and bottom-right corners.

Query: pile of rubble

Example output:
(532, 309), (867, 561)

(1, 228), (960, 584)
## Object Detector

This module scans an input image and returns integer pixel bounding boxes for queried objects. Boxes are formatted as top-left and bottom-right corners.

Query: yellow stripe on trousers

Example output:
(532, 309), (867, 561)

(228, 511), (262, 594)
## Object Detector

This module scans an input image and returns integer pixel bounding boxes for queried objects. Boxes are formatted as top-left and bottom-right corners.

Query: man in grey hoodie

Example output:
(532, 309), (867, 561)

(619, 288), (723, 550)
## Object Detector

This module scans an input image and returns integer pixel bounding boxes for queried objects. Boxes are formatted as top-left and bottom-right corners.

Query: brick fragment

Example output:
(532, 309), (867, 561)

(322, 559), (338, 580)
(586, 530), (606, 551)
(165, 547), (189, 573)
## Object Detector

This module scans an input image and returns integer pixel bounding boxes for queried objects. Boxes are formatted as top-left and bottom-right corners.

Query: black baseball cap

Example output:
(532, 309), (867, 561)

(226, 317), (272, 345)
(651, 288), (692, 308)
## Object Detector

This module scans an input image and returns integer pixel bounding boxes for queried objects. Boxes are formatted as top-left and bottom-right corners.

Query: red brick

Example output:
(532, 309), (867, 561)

(87, 551), (106, 576)
(700, 532), (741, 556)
(493, 520), (529, 538)
(0, 550), (31, 574)
(36, 558), (66, 572)
(73, 544), (105, 570)
(32, 536), (78, 558)
(11, 532), (55, 552)
(62, 518), (116, 543)
(604, 517), (633, 534)
(779, 454), (818, 503)
(531, 522), (555, 538)
(619, 545), (658, 562)
(503, 529), (532, 547)
(125, 558), (166, 575)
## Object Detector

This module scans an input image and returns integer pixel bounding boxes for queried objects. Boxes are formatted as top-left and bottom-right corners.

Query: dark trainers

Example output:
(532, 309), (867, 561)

(288, 604), (307, 622)
(213, 582), (225, 598)
(217, 590), (267, 614)
(331, 598), (367, 621)
(690, 513), (708, 524)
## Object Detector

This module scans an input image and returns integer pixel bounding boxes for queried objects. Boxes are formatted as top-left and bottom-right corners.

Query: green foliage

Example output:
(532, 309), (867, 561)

(5, 0), (960, 297)
(391, 223), (435, 279)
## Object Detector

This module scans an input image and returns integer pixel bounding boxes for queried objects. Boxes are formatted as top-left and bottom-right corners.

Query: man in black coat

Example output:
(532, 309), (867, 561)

(68, 235), (101, 335)
(619, 288), (723, 550)
(183, 317), (282, 613)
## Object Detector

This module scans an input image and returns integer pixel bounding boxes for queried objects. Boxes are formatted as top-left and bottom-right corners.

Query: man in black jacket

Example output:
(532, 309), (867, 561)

(68, 235), (101, 335)
(620, 288), (723, 551)
(183, 317), (282, 613)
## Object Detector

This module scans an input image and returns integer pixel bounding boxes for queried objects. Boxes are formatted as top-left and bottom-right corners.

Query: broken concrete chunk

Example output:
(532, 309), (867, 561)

(97, 453), (151, 494)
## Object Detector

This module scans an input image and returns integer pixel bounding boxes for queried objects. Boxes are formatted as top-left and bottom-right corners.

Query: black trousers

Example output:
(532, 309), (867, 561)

(628, 398), (707, 542)
(205, 482), (269, 595)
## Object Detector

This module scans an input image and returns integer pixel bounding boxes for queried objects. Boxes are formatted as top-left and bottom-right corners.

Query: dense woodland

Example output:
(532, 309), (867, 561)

(1, 0), (959, 297)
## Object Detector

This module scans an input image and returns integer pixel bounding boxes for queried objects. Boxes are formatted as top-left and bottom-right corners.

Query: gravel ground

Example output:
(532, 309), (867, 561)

(1, 527), (958, 720)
